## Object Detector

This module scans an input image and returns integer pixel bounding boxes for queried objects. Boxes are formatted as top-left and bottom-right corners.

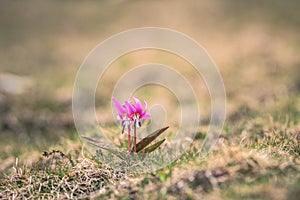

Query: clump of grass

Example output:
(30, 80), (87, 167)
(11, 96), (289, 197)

(255, 128), (300, 158)
(242, 115), (300, 158)
(0, 150), (125, 199)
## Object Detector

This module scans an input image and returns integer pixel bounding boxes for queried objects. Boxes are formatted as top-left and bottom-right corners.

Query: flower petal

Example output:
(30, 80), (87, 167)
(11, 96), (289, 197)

(125, 101), (136, 116)
(133, 96), (143, 113)
(112, 97), (126, 116)
(141, 113), (151, 119)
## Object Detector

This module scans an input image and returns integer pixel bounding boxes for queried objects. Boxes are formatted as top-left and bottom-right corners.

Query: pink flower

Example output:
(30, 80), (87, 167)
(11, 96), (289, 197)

(126, 97), (151, 127)
(112, 97), (129, 134)
(112, 97), (127, 121)
(112, 96), (151, 152)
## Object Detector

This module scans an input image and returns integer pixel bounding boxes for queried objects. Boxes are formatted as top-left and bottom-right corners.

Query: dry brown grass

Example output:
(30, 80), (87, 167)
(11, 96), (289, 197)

(0, 118), (299, 199)
(0, 150), (126, 199)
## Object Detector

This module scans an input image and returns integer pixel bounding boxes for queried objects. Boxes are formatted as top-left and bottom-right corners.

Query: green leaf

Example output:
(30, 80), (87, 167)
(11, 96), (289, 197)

(135, 126), (169, 153)
(140, 139), (166, 153)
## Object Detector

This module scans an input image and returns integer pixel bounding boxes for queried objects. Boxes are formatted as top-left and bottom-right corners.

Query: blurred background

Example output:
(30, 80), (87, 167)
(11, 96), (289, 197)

(0, 0), (299, 171)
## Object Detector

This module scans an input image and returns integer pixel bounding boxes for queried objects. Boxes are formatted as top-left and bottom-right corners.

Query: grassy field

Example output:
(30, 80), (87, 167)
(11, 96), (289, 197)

(0, 0), (299, 199)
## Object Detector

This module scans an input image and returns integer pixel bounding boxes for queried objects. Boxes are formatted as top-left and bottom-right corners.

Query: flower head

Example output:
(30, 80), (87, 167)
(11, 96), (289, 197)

(112, 97), (127, 120)
(126, 96), (151, 127)
(112, 96), (151, 152)
(112, 96), (150, 128)
(112, 97), (129, 134)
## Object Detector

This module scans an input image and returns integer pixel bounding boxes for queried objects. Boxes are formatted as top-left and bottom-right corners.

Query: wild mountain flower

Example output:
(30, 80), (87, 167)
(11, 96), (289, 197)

(112, 97), (151, 153)
(112, 97), (129, 134)
(112, 97), (132, 152)
(126, 97), (151, 127)
(126, 97), (151, 152)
